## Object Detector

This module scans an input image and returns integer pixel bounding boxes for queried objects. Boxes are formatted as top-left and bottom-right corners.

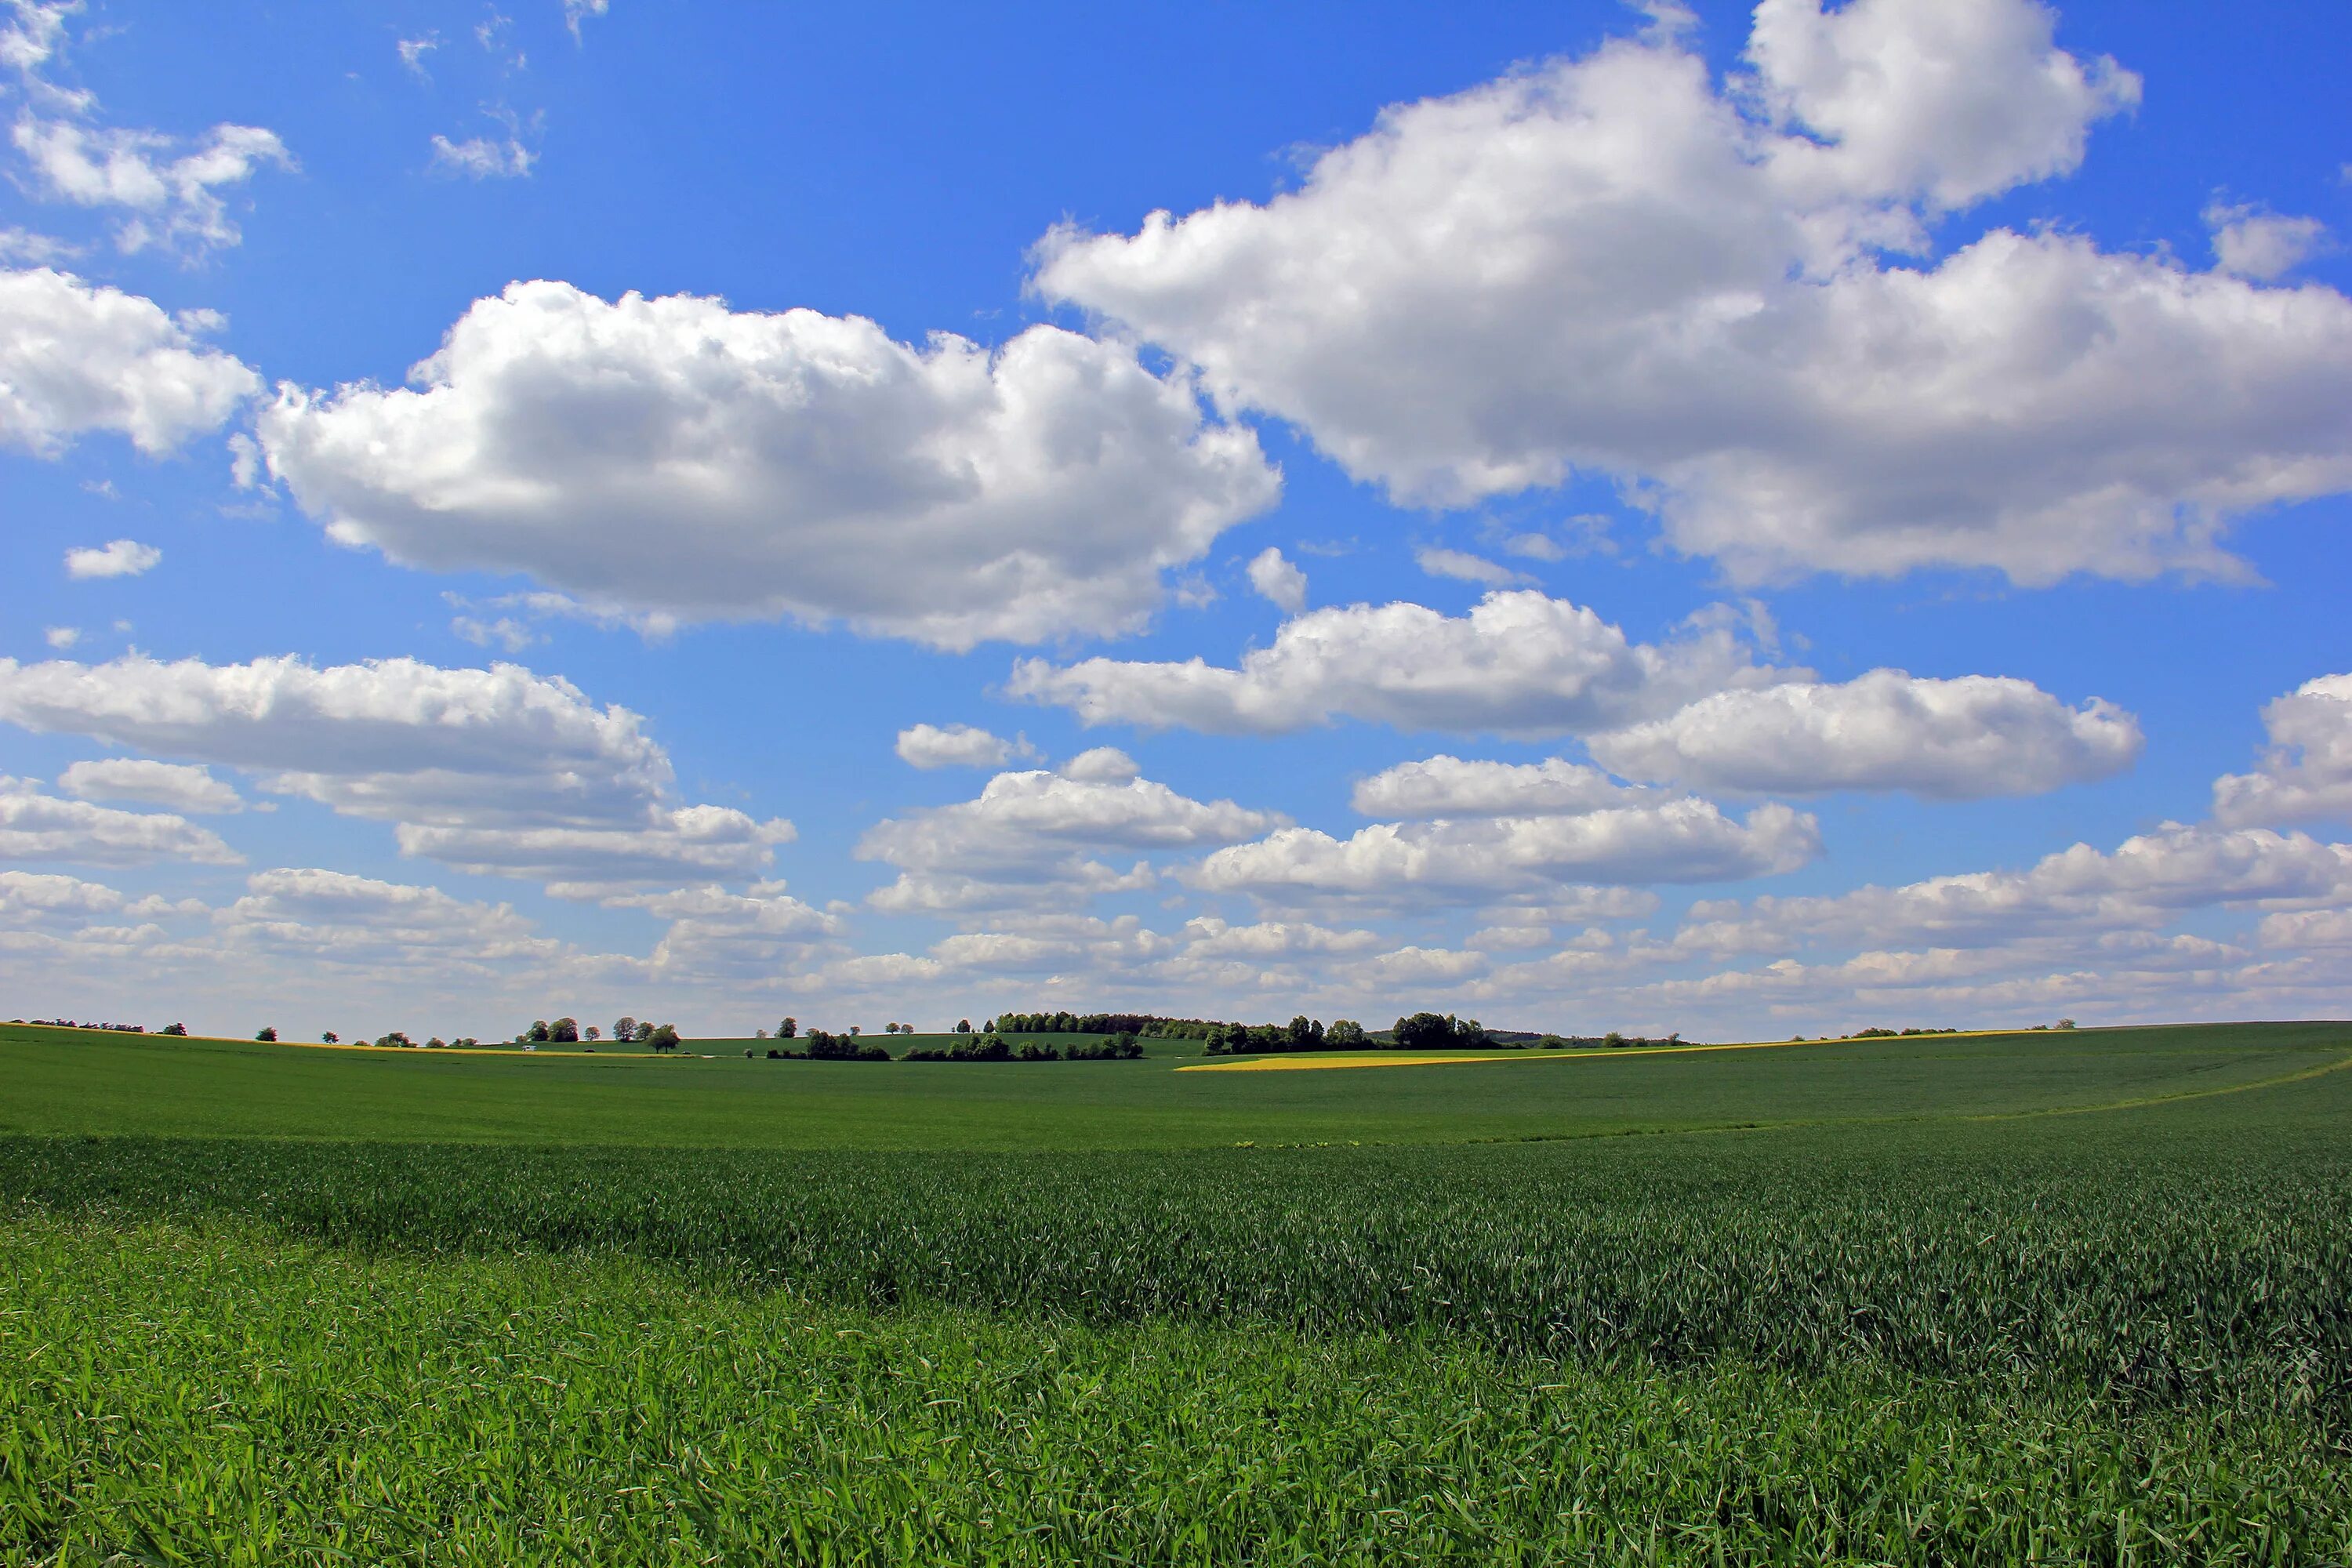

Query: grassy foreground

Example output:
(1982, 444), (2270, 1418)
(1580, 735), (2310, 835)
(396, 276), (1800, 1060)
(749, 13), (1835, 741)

(4, 1020), (2351, 1562)
(9, 1215), (2346, 1566)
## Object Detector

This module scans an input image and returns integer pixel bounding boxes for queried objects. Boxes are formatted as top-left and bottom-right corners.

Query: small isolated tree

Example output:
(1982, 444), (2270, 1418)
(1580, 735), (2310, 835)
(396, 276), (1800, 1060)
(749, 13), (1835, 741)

(613, 1016), (638, 1045)
(527, 1019), (552, 1043)
(584, 1025), (601, 1041)
(160, 1022), (186, 1036)
(550, 1016), (579, 1044)
(321, 1031), (338, 1044)
(2056, 1018), (2078, 1030)
(255, 1026), (277, 1042)
(956, 1018), (971, 1033)
(778, 1017), (798, 1040)
(648, 1023), (681, 1053)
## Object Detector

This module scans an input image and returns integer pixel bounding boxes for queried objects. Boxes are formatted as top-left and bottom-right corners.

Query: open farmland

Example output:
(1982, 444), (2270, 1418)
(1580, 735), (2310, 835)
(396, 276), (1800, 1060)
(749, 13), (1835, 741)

(5, 1019), (2352, 1563)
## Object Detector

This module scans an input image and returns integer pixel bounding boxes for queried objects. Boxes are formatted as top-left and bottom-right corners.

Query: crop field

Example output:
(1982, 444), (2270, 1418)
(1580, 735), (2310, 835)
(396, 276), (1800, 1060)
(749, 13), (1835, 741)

(5, 1019), (2352, 1563)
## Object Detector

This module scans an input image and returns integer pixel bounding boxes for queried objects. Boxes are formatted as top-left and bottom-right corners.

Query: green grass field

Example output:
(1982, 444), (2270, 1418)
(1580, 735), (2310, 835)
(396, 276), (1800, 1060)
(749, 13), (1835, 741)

(5, 1019), (2351, 1563)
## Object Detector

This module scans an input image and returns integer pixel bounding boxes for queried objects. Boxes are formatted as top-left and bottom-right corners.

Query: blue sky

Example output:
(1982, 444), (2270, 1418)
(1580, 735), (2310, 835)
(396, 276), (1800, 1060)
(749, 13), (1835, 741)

(5, 0), (2350, 1041)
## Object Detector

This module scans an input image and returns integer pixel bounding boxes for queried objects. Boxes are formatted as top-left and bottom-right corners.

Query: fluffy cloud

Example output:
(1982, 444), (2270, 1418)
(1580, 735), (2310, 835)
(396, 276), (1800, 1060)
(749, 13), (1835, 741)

(1010, 590), (1777, 738)
(1178, 915), (1385, 959)
(63, 538), (159, 579)
(1352, 755), (1647, 818)
(59, 758), (243, 814)
(895, 722), (1034, 771)
(256, 281), (1281, 650)
(0, 866), (202, 968)
(0, 775), (240, 866)
(2212, 674), (2352, 828)
(2206, 204), (2326, 281)
(0, 654), (791, 892)
(1, 268), (257, 455)
(217, 867), (574, 970)
(1058, 746), (1140, 783)
(602, 881), (839, 979)
(1244, 546), (1307, 612)
(1588, 670), (2141, 798)
(858, 756), (1281, 914)
(1678, 822), (2352, 956)
(1189, 800), (1818, 906)
(1036, 0), (2352, 586)
(0, 867), (197, 924)
(397, 808), (795, 898)
(1741, 0), (2137, 209)
(13, 118), (293, 255)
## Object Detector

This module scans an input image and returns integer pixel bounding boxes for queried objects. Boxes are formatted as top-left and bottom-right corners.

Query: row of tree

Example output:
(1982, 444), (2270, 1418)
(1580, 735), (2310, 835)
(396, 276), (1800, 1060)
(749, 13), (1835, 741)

(902, 1031), (1143, 1062)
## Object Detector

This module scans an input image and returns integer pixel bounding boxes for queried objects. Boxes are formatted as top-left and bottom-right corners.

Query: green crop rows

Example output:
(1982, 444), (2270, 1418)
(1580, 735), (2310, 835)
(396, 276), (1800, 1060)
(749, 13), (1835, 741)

(3, 1020), (2351, 1562)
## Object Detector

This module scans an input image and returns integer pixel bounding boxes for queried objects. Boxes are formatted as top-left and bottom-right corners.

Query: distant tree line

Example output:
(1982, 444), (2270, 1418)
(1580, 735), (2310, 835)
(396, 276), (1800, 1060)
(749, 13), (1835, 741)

(761, 1028), (890, 1062)
(902, 1030), (1142, 1062)
(15, 1018), (150, 1033)
(983, 1011), (1188, 1035)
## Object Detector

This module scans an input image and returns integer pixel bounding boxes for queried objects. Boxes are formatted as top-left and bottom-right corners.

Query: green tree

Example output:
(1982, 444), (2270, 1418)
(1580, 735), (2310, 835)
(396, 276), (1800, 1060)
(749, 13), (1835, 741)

(1326, 1019), (1367, 1047)
(955, 1018), (971, 1033)
(255, 1026), (277, 1042)
(550, 1016), (579, 1044)
(778, 1017), (797, 1040)
(647, 1023), (681, 1053)
(321, 1031), (338, 1044)
(612, 1016), (637, 1045)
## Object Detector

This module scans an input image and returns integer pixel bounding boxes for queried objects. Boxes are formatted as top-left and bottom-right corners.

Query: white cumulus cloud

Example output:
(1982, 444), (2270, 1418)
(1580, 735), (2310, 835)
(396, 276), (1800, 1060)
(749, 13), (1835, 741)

(895, 722), (1034, 771)
(0, 775), (240, 866)
(1189, 799), (1818, 906)
(2205, 203), (2326, 281)
(256, 281), (1281, 650)
(12, 118), (293, 256)
(858, 757), (1281, 915)
(1351, 755), (1649, 818)
(1036, 0), (2352, 587)
(1679, 821), (2352, 956)
(0, 654), (792, 894)
(64, 538), (159, 579)
(1588, 670), (2142, 798)
(1011, 589), (1780, 739)
(2212, 673), (2352, 828)
(2, 269), (256, 455)
(60, 758), (243, 814)
(1245, 546), (1307, 612)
